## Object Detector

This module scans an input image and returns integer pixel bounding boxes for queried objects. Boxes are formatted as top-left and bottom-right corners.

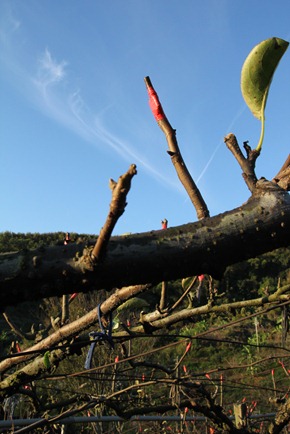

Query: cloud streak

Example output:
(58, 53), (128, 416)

(29, 48), (182, 191)
(195, 105), (246, 185)
(0, 12), (184, 194)
(35, 48), (67, 91)
(0, 1), (184, 194)
(68, 88), (180, 189)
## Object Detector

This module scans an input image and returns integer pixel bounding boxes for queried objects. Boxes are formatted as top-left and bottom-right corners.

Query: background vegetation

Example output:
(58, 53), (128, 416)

(1, 232), (290, 433)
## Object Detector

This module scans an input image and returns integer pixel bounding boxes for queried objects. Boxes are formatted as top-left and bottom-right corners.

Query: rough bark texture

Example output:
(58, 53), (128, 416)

(1, 181), (289, 308)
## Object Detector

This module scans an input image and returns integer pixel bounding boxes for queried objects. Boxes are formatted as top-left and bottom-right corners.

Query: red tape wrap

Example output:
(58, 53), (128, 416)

(147, 86), (166, 121)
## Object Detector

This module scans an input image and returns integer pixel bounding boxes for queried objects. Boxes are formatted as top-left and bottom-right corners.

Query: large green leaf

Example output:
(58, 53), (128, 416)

(116, 297), (150, 312)
(241, 37), (289, 151)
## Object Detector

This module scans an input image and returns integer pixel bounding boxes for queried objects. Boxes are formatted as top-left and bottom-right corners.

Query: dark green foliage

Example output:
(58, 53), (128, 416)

(0, 231), (95, 253)
(221, 247), (290, 302)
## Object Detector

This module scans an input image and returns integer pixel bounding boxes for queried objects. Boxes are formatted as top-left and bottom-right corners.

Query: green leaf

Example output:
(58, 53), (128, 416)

(43, 351), (51, 369)
(241, 37), (289, 152)
(117, 297), (150, 312)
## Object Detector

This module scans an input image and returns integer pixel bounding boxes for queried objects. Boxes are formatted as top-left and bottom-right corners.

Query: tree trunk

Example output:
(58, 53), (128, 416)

(1, 182), (289, 308)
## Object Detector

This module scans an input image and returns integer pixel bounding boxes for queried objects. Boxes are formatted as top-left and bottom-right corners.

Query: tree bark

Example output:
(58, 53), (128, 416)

(1, 181), (289, 308)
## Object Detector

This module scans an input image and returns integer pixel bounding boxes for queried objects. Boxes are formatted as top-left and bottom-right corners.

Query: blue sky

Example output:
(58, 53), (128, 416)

(1, 0), (290, 235)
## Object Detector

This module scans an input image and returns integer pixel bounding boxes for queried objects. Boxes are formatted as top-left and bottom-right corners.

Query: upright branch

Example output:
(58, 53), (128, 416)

(91, 164), (137, 263)
(144, 76), (209, 220)
(224, 133), (259, 193)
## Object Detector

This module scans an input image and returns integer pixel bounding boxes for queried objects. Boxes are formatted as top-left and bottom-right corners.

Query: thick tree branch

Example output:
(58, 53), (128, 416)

(0, 184), (289, 308)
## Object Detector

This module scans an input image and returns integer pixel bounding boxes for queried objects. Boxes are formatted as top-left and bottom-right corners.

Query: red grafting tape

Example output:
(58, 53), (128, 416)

(147, 86), (166, 121)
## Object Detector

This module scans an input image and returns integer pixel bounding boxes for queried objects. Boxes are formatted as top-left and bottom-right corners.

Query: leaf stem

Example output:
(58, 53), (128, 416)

(256, 104), (265, 153)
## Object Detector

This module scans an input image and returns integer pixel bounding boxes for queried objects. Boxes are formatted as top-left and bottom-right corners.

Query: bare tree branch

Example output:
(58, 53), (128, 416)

(1, 183), (289, 308)
(224, 134), (259, 193)
(0, 284), (151, 374)
(144, 76), (209, 219)
(91, 164), (137, 263)
(2, 284), (290, 398)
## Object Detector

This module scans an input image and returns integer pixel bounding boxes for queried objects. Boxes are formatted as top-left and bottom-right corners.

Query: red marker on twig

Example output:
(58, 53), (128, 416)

(144, 76), (167, 122)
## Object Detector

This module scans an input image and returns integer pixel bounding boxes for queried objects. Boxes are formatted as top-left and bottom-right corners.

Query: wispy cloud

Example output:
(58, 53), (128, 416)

(68, 88), (180, 189)
(0, 2), (181, 192)
(29, 48), (181, 190)
(0, 8), (181, 194)
(34, 48), (67, 94)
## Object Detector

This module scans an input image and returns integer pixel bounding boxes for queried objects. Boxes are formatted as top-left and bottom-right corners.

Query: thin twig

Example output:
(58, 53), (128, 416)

(169, 276), (198, 312)
(144, 76), (209, 219)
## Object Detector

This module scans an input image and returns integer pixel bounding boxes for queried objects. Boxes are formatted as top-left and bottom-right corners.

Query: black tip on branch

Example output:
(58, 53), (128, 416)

(144, 76), (152, 88)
